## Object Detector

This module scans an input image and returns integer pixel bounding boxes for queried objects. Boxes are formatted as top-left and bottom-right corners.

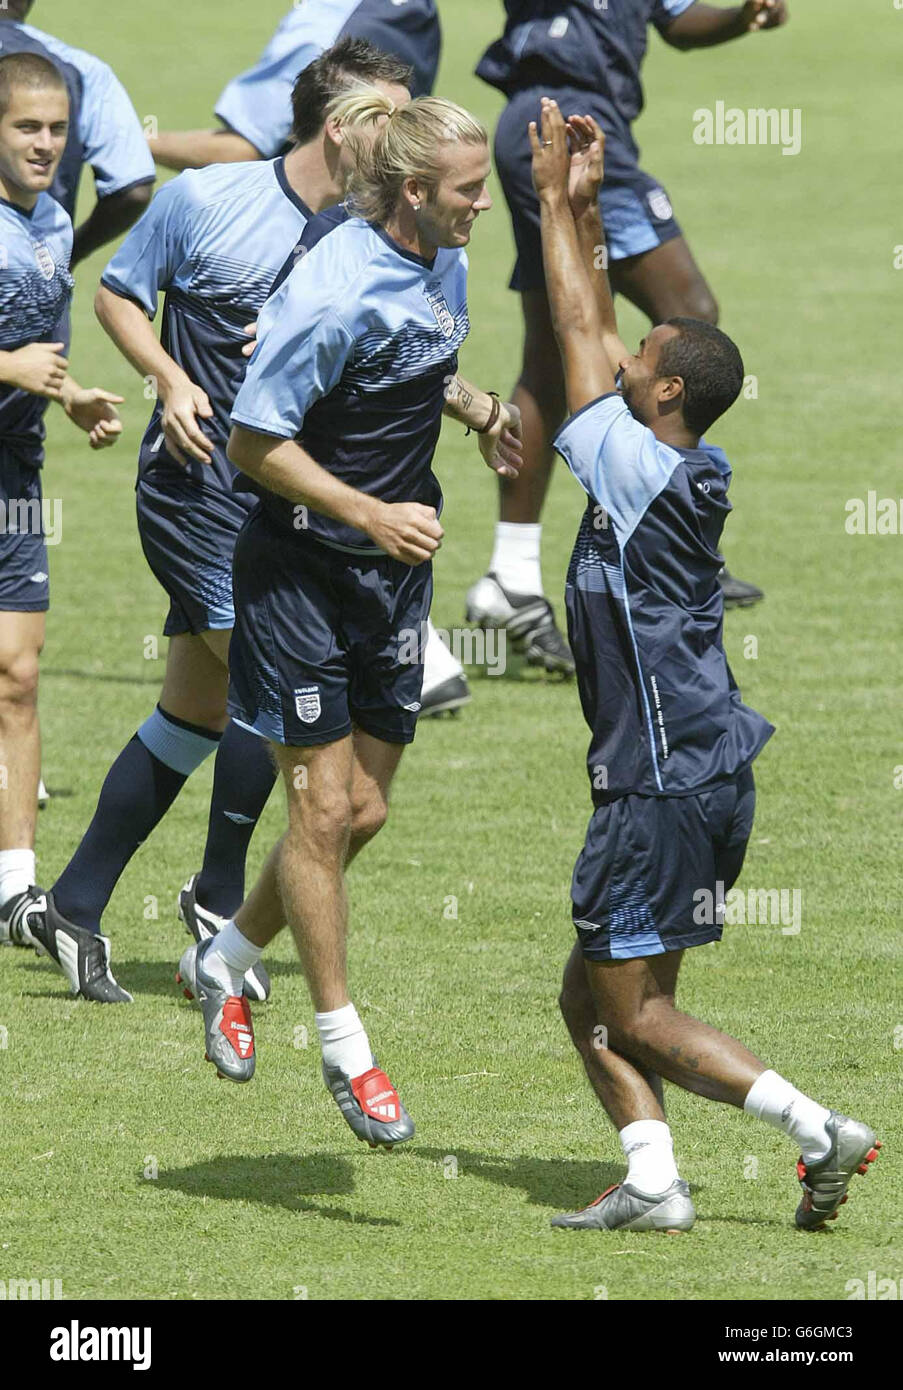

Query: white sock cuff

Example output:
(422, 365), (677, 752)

(315, 1002), (363, 1044)
(490, 522), (544, 596)
(215, 920), (263, 975)
(0, 849), (37, 901)
(743, 1068), (783, 1118)
(619, 1119), (673, 1154)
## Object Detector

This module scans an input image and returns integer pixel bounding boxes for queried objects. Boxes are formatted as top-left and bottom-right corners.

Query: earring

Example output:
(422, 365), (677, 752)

(412, 202), (421, 212)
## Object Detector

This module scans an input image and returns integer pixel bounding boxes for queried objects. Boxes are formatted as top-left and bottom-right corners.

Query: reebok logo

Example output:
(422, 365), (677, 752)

(50, 1321), (151, 1371)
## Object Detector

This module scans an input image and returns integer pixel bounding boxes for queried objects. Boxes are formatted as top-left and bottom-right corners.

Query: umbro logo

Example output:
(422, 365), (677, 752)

(224, 811), (255, 825)
(30, 571), (49, 583)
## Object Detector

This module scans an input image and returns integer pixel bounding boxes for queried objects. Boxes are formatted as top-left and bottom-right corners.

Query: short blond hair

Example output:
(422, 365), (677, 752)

(328, 90), (488, 225)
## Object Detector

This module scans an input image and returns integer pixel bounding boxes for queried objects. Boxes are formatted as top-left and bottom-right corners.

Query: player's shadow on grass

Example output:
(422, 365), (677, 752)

(43, 666), (162, 687)
(412, 1145), (626, 1209)
(153, 1152), (400, 1227)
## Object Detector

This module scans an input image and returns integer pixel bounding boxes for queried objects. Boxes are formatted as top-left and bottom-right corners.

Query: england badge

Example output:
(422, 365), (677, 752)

(294, 686), (321, 724)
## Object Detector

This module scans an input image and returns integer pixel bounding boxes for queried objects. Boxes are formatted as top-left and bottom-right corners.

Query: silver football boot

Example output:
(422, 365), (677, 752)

(551, 1179), (696, 1232)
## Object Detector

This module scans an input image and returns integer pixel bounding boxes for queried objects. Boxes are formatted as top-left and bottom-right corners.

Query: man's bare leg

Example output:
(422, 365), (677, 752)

(559, 942), (666, 1124)
(584, 951), (763, 1108)
(234, 728), (406, 951)
(0, 611), (44, 918)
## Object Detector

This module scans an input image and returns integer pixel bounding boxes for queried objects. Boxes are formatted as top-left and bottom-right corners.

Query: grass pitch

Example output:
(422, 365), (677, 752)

(0, 0), (900, 1301)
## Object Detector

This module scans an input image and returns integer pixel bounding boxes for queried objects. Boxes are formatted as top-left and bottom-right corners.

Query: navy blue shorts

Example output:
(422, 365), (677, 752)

(0, 454), (49, 612)
(137, 473), (251, 637)
(494, 86), (682, 292)
(572, 769), (756, 961)
(228, 507), (432, 748)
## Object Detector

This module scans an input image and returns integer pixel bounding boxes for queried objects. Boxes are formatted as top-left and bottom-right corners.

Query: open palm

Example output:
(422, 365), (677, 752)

(566, 114), (606, 221)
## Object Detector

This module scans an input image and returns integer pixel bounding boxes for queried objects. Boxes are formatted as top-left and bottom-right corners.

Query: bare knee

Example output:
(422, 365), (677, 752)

(351, 794), (388, 847)
(678, 284), (719, 325)
(0, 649), (40, 711)
(610, 997), (673, 1056)
(559, 949), (602, 1053)
(291, 791), (353, 859)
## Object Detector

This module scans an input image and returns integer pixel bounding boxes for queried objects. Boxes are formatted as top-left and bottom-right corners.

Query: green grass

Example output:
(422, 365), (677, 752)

(1, 0), (900, 1301)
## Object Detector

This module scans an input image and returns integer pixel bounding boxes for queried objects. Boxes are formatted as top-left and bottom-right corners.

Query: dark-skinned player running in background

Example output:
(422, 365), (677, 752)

(467, 1), (789, 675)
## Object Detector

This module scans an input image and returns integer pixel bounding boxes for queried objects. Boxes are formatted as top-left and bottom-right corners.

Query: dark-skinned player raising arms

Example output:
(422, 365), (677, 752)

(530, 98), (879, 1233)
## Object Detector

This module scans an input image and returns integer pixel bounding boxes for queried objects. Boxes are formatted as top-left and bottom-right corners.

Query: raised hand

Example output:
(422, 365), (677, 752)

(529, 98), (571, 202)
(565, 114), (606, 221)
(741, 0), (788, 30)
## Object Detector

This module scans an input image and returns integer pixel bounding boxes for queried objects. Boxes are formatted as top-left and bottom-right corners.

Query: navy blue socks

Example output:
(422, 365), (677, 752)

(194, 720), (277, 918)
(52, 706), (220, 932)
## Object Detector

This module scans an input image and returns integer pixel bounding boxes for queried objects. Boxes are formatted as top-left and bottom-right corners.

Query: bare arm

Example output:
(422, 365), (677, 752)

(663, 0), (788, 50)
(566, 114), (630, 378)
(0, 341), (68, 397)
(442, 373), (523, 479)
(95, 283), (214, 464)
(147, 128), (263, 172)
(530, 101), (615, 415)
(71, 183), (154, 267)
(0, 339), (122, 447)
(227, 426), (444, 566)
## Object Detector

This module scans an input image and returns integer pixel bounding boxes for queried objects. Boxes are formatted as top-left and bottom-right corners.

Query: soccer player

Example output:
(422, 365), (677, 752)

(11, 42), (413, 1004)
(467, 0), (790, 673)
(0, 1), (155, 264)
(532, 100), (878, 1232)
(0, 54), (123, 952)
(177, 93), (521, 1150)
(149, 0), (441, 171)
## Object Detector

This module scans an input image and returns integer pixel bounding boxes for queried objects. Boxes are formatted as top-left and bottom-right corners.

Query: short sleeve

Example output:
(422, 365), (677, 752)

(554, 394), (681, 543)
(100, 177), (194, 318)
(78, 56), (156, 198)
(231, 268), (356, 438)
(652, 0), (698, 34)
(214, 37), (322, 158)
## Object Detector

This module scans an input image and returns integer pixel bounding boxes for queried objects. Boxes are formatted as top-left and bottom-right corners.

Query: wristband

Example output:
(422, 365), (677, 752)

(467, 391), (500, 436)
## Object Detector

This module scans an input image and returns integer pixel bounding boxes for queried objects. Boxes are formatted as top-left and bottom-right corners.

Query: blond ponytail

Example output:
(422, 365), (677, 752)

(335, 95), (488, 226)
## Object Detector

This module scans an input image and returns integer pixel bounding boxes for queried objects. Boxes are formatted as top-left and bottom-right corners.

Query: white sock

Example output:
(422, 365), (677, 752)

(0, 849), (36, 904)
(744, 1069), (832, 1162)
(203, 920), (262, 996)
(315, 1002), (372, 1078)
(422, 616), (463, 691)
(489, 522), (543, 597)
(619, 1119), (680, 1195)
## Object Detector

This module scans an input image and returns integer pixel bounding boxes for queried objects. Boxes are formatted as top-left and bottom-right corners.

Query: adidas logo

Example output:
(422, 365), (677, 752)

(373, 1103), (397, 1120)
(231, 1025), (253, 1057)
